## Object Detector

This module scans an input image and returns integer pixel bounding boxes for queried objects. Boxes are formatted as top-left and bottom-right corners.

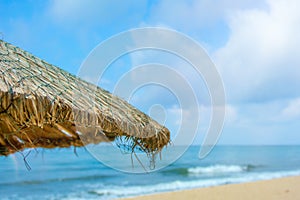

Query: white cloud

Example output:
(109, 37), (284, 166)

(148, 0), (266, 31)
(281, 98), (300, 120)
(214, 0), (300, 102)
(225, 104), (238, 123)
(216, 98), (300, 144)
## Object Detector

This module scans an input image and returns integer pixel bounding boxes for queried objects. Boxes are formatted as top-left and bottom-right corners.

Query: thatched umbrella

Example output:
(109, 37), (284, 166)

(0, 39), (170, 158)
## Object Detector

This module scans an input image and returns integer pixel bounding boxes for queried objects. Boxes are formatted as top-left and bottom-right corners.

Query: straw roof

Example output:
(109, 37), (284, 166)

(0, 40), (170, 157)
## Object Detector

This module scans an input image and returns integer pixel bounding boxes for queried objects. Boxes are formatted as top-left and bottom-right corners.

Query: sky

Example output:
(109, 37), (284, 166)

(0, 0), (299, 145)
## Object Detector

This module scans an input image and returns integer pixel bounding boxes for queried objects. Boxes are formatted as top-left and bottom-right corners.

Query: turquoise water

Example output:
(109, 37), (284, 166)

(1, 145), (300, 199)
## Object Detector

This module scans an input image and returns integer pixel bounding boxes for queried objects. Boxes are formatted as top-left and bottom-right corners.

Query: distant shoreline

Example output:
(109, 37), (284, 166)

(122, 176), (300, 200)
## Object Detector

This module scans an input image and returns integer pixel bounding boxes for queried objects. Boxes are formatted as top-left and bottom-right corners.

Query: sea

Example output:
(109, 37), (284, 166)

(1, 145), (300, 200)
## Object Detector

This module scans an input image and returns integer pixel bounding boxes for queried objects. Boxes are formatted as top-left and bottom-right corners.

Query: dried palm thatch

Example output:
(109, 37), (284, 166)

(0, 39), (170, 158)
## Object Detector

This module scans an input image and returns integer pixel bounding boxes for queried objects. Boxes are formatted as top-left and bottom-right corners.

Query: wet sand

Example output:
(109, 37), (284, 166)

(122, 176), (300, 200)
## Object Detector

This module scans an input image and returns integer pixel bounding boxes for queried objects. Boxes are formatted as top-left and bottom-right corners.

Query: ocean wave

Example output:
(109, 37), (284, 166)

(162, 164), (257, 176)
(3, 169), (300, 200)
(0, 174), (110, 186)
(188, 164), (248, 174)
(88, 169), (300, 199)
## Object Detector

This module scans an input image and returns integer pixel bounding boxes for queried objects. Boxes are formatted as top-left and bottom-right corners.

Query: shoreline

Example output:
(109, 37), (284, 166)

(121, 176), (300, 200)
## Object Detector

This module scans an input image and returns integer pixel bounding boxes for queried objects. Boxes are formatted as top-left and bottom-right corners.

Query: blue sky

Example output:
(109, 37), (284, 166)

(1, 0), (299, 145)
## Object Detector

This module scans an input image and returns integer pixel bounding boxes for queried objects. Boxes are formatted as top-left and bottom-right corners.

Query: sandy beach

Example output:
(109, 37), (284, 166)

(122, 176), (300, 200)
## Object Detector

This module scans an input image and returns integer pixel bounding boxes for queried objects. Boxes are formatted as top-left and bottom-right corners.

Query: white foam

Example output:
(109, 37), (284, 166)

(188, 165), (246, 175)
